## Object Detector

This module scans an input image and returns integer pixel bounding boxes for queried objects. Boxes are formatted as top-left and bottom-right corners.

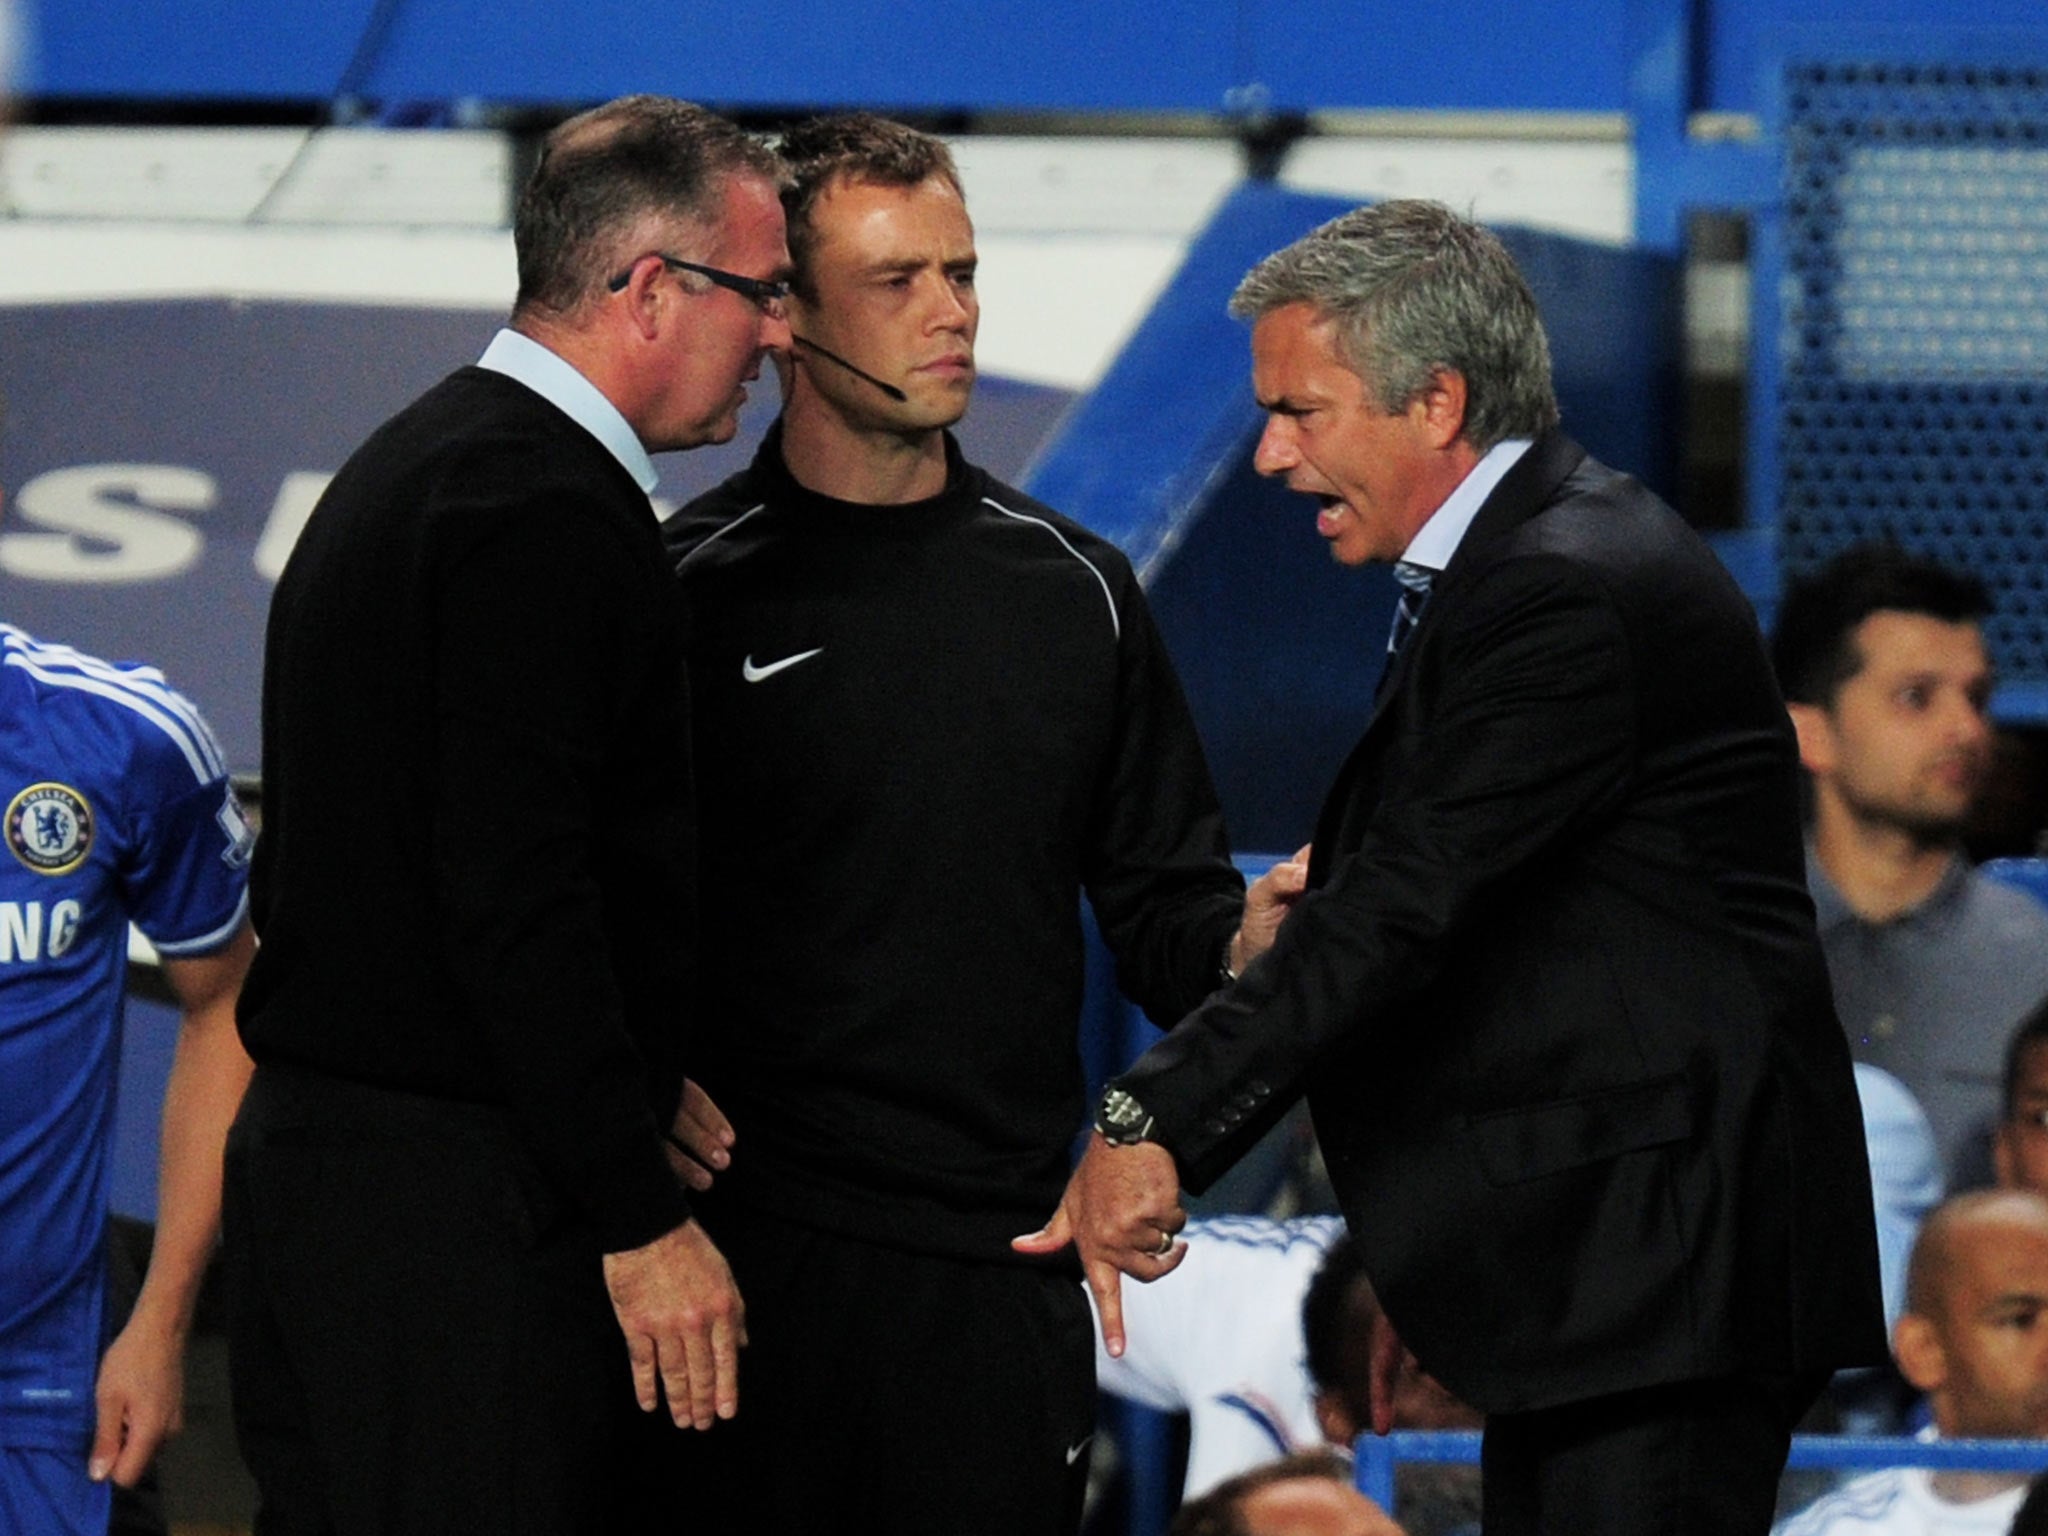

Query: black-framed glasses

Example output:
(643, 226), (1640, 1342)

(606, 252), (788, 317)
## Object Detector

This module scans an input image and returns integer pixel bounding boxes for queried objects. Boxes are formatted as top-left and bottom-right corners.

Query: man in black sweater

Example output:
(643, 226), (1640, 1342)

(663, 115), (1287, 1532)
(228, 96), (790, 1534)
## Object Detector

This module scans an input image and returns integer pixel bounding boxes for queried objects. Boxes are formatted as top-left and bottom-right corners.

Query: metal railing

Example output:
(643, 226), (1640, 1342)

(1353, 1429), (2048, 1509)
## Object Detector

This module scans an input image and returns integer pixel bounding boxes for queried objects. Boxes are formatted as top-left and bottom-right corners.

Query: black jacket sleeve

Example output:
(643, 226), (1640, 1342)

(1083, 576), (1246, 1030)
(1120, 553), (1638, 1190)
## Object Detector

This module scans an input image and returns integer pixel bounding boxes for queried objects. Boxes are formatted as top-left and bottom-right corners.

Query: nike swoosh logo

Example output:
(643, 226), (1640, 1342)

(742, 648), (823, 683)
(1065, 1437), (1091, 1466)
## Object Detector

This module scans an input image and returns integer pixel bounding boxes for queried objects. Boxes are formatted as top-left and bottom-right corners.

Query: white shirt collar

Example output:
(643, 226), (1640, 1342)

(1398, 438), (1534, 578)
(477, 328), (659, 496)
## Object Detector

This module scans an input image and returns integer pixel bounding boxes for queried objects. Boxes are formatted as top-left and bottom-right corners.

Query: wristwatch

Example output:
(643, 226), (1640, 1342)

(1219, 934), (1241, 987)
(1095, 1086), (1156, 1146)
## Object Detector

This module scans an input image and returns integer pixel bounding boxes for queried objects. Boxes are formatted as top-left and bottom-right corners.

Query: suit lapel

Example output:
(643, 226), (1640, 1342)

(1434, 432), (1586, 595)
(1309, 433), (1589, 889)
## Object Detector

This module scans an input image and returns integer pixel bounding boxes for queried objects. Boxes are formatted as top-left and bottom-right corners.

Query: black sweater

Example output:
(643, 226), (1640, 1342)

(240, 367), (697, 1253)
(664, 426), (1242, 1260)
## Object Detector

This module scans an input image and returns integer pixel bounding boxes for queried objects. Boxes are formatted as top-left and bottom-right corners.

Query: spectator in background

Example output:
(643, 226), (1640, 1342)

(1168, 1448), (1406, 1536)
(1300, 1238), (1482, 1536)
(0, 399), (259, 1536)
(225, 96), (782, 1534)
(1857, 1065), (1947, 1335)
(1994, 1000), (2048, 1196)
(1776, 1190), (2048, 1535)
(1091, 1215), (1481, 1534)
(1773, 543), (2048, 1188)
(1829, 1065), (1947, 1437)
(1094, 1216), (1349, 1495)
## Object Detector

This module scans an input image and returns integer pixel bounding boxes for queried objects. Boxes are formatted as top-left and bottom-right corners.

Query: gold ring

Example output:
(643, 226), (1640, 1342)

(1154, 1230), (1175, 1257)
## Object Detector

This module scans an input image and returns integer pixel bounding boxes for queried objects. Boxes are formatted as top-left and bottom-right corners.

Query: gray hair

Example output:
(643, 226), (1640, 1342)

(512, 95), (785, 322)
(1229, 199), (1560, 452)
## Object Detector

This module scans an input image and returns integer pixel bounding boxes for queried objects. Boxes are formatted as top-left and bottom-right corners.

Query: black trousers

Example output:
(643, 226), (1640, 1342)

(671, 1206), (1096, 1536)
(221, 1065), (678, 1536)
(1478, 1371), (1825, 1536)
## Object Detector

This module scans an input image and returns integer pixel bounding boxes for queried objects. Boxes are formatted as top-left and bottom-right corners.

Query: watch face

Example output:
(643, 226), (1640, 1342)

(1100, 1088), (1141, 1127)
(1098, 1088), (1153, 1143)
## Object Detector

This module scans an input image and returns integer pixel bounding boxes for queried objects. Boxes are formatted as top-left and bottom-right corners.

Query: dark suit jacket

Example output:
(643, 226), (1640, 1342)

(1118, 433), (1886, 1413)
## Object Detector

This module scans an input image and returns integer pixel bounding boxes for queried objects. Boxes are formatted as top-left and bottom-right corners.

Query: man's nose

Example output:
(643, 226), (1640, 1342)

(1942, 687), (1994, 749)
(1252, 418), (1297, 478)
(926, 279), (972, 331)
(1957, 704), (1994, 755)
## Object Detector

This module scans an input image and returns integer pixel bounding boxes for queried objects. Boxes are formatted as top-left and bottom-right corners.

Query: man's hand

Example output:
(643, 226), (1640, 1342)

(1228, 843), (1312, 975)
(602, 1218), (746, 1430)
(1012, 1134), (1185, 1358)
(662, 1079), (735, 1193)
(86, 924), (257, 1487)
(88, 1310), (183, 1486)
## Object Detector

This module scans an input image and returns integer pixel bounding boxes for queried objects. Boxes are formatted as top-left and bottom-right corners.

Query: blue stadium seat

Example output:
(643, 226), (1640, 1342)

(1982, 857), (2048, 913)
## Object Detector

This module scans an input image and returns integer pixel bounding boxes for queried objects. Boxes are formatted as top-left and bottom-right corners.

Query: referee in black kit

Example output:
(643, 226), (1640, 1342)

(660, 113), (1303, 1534)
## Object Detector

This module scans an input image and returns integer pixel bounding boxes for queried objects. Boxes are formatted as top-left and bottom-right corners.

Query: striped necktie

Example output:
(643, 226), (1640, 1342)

(1386, 561), (1435, 661)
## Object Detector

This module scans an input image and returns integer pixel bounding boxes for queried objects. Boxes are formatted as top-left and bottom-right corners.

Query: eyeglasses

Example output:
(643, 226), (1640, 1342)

(606, 252), (788, 318)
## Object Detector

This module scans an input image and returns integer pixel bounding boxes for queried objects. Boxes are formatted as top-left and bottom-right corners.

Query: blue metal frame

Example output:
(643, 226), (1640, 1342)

(1354, 1429), (2048, 1509)
(22, 0), (1634, 113)
(1021, 181), (1311, 579)
(1743, 24), (2048, 546)
(1632, 5), (2048, 719)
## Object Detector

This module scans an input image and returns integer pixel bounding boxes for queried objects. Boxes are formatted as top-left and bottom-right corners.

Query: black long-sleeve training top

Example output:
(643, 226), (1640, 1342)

(665, 425), (1243, 1260)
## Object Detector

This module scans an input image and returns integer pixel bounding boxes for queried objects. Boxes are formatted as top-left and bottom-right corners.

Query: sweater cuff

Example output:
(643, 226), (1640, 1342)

(580, 1127), (695, 1254)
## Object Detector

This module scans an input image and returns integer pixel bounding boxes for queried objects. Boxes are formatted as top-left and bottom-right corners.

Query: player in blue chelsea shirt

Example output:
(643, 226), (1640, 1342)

(0, 460), (257, 1532)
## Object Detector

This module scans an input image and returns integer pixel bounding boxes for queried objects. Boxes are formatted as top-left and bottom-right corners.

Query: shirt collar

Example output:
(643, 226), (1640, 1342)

(1805, 841), (1971, 933)
(477, 328), (659, 496)
(1397, 438), (1534, 579)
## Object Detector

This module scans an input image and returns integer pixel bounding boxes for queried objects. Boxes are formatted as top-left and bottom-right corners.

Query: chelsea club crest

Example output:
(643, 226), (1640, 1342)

(6, 783), (94, 875)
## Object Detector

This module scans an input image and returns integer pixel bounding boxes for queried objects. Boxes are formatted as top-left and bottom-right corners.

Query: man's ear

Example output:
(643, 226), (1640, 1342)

(615, 259), (666, 343)
(1411, 369), (1468, 451)
(1786, 701), (1837, 778)
(1894, 1312), (1947, 1394)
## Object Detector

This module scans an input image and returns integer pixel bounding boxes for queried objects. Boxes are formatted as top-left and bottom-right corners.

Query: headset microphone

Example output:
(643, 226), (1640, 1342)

(791, 334), (909, 403)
